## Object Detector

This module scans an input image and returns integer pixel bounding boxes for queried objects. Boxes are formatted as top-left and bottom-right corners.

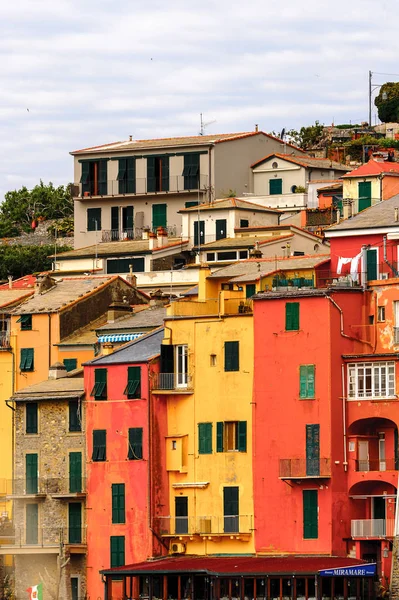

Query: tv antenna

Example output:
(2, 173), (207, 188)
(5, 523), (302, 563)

(199, 113), (216, 136)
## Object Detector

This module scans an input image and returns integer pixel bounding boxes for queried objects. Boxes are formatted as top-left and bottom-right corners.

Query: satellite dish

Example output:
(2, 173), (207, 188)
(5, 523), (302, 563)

(280, 128), (286, 140)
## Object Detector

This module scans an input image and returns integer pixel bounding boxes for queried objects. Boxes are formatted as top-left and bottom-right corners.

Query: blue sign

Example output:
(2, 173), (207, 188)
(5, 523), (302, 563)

(319, 563), (376, 577)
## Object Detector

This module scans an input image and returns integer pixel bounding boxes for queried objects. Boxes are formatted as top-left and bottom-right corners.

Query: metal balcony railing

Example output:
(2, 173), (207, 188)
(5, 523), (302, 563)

(354, 458), (397, 472)
(73, 175), (209, 198)
(351, 519), (394, 538)
(0, 478), (86, 497)
(100, 225), (178, 242)
(155, 515), (253, 536)
(0, 332), (11, 349)
(279, 458), (331, 478)
(0, 527), (87, 548)
(153, 373), (193, 391)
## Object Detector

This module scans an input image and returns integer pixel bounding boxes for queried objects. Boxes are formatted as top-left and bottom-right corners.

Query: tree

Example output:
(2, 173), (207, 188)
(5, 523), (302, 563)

(0, 244), (72, 280)
(0, 181), (73, 237)
(375, 82), (399, 123)
(285, 121), (325, 150)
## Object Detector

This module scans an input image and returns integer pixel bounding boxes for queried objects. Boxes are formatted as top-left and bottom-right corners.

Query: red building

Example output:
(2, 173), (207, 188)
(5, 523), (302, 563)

(84, 328), (168, 600)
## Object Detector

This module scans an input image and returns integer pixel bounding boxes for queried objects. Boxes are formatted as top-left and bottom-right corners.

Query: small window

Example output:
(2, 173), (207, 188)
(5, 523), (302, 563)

(239, 250), (248, 259)
(92, 430), (106, 461)
(128, 428), (143, 460)
(378, 306), (386, 322)
(17, 314), (32, 331)
(217, 251), (237, 261)
(369, 315), (374, 325)
(240, 219), (249, 228)
(272, 162), (278, 169)
(87, 208), (102, 232)
(172, 440), (177, 450)
(26, 403), (38, 434)
(20, 348), (34, 372)
(210, 354), (217, 367)
(291, 185), (297, 193)
(224, 341), (239, 372)
(112, 483), (125, 524)
(69, 400), (82, 433)
(124, 366), (141, 399)
(285, 302), (300, 331)
(110, 535), (125, 568)
(246, 284), (256, 298)
(206, 253), (215, 262)
(299, 365), (315, 399)
(64, 358), (77, 372)
(217, 421), (247, 452)
(198, 422), (212, 455)
(91, 368), (107, 400)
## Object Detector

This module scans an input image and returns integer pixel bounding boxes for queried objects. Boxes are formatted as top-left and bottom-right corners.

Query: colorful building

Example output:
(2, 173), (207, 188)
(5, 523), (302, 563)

(84, 328), (168, 600)
(342, 159), (399, 214)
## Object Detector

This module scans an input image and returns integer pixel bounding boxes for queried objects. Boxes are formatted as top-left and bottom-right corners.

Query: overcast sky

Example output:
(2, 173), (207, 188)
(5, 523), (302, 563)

(0, 0), (398, 202)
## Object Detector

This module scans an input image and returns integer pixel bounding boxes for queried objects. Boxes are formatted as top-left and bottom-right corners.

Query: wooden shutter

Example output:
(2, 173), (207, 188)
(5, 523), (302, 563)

(80, 161), (90, 184)
(224, 341), (239, 372)
(111, 206), (119, 233)
(366, 249), (378, 281)
(128, 428), (143, 460)
(112, 483), (125, 524)
(69, 400), (81, 432)
(217, 422), (224, 452)
(269, 178), (282, 195)
(161, 156), (169, 192)
(69, 452), (82, 493)
(286, 302), (299, 331)
(26, 504), (38, 544)
(300, 365), (315, 399)
(216, 219), (227, 241)
(26, 403), (38, 434)
(127, 158), (136, 194)
(303, 490), (318, 539)
(92, 430), (106, 461)
(87, 208), (101, 232)
(358, 181), (372, 211)
(152, 204), (167, 229)
(93, 368), (107, 400)
(306, 424), (320, 476)
(68, 503), (82, 543)
(26, 453), (38, 494)
(238, 421), (247, 452)
(147, 157), (156, 193)
(20, 348), (34, 371)
(198, 423), (212, 454)
(64, 358), (77, 372)
(185, 201), (199, 208)
(183, 153), (200, 189)
(117, 159), (127, 194)
(246, 284), (256, 299)
(98, 159), (108, 195)
(125, 366), (141, 398)
(111, 535), (125, 568)
(194, 221), (205, 246)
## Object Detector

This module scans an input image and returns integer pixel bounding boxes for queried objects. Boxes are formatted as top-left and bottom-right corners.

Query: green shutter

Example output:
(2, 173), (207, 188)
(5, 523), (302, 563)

(123, 206), (134, 231)
(183, 153), (200, 189)
(161, 156), (169, 192)
(68, 502), (82, 543)
(111, 206), (119, 232)
(26, 403), (38, 434)
(366, 249), (378, 281)
(127, 158), (136, 194)
(110, 535), (125, 568)
(128, 428), (143, 460)
(125, 366), (141, 399)
(26, 504), (38, 544)
(147, 157), (156, 192)
(216, 219), (227, 240)
(98, 160), (108, 195)
(80, 161), (90, 184)
(300, 365), (315, 399)
(87, 208), (101, 232)
(269, 178), (282, 195)
(64, 359), (77, 373)
(17, 314), (32, 330)
(26, 453), (38, 494)
(185, 201), (199, 208)
(69, 400), (81, 432)
(306, 424), (320, 476)
(69, 452), (82, 493)
(198, 423), (212, 455)
(217, 422), (224, 452)
(20, 348), (34, 371)
(246, 284), (256, 299)
(286, 302), (300, 331)
(238, 421), (247, 452)
(117, 158), (127, 181)
(92, 368), (107, 400)
(358, 181), (372, 211)
(152, 204), (167, 229)
(307, 365), (315, 398)
(92, 430), (106, 461)
(303, 490), (318, 539)
(112, 483), (125, 524)
(224, 341), (239, 372)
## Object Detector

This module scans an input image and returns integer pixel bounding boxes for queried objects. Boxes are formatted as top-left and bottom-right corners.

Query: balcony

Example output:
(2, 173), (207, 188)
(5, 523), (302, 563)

(0, 332), (11, 350)
(101, 225), (178, 242)
(0, 527), (87, 555)
(2, 478), (86, 499)
(166, 297), (253, 318)
(152, 373), (193, 394)
(351, 519), (394, 539)
(155, 515), (253, 538)
(279, 458), (331, 479)
(354, 458), (397, 472)
(73, 175), (209, 199)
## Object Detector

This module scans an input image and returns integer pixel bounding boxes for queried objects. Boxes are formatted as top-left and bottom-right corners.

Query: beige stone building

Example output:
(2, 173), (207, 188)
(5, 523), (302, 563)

(1, 365), (86, 600)
(71, 131), (304, 250)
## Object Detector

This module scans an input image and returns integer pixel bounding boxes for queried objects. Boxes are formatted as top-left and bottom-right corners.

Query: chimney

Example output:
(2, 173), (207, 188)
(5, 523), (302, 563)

(8, 276), (12, 289)
(48, 362), (67, 380)
(35, 273), (56, 295)
(249, 241), (262, 259)
(148, 232), (158, 250)
(102, 343), (114, 356)
(342, 199), (353, 220)
(150, 289), (167, 306)
(129, 135), (133, 141)
(255, 124), (259, 132)
(142, 228), (150, 240)
(395, 207), (399, 223)
(107, 302), (132, 323)
(157, 227), (168, 247)
(126, 264), (137, 288)
(336, 209), (341, 224)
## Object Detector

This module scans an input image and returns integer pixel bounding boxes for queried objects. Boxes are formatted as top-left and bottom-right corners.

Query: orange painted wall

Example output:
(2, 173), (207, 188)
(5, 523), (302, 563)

(382, 175), (399, 200)
(253, 290), (368, 555)
(84, 360), (168, 600)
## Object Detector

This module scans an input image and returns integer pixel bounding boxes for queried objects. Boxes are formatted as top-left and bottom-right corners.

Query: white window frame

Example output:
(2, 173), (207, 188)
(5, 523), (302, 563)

(70, 574), (81, 600)
(347, 361), (395, 400)
(361, 246), (379, 283)
(175, 344), (188, 388)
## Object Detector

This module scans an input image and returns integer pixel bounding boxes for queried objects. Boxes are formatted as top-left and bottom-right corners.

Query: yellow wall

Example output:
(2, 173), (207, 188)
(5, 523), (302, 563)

(343, 177), (380, 211)
(164, 311), (254, 555)
(0, 347), (14, 518)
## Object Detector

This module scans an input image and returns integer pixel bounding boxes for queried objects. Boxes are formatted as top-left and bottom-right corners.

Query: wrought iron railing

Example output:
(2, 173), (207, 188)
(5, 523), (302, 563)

(0, 526), (87, 547)
(73, 175), (209, 198)
(152, 373), (193, 391)
(155, 515), (253, 536)
(354, 458), (397, 472)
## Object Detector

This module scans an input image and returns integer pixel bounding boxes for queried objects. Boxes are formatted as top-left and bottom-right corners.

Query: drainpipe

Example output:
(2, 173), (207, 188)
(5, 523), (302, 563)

(341, 364), (348, 472)
(326, 294), (373, 348)
(383, 235), (399, 277)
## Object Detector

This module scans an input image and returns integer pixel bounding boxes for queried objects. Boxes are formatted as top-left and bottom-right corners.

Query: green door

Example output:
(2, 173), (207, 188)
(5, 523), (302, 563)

(269, 178), (282, 195)
(26, 454), (38, 494)
(26, 504), (38, 544)
(69, 452), (82, 493)
(246, 284), (256, 299)
(366, 248), (378, 281)
(194, 221), (205, 246)
(306, 424), (320, 476)
(68, 503), (82, 543)
(152, 204), (167, 229)
(303, 490), (318, 539)
(223, 486), (239, 533)
(216, 219), (227, 241)
(358, 181), (372, 211)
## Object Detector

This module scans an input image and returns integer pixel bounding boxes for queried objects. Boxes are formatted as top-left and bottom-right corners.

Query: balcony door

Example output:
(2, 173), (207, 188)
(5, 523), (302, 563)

(175, 345), (188, 388)
(358, 440), (369, 471)
(379, 433), (386, 471)
(175, 497), (188, 534)
(306, 424), (320, 476)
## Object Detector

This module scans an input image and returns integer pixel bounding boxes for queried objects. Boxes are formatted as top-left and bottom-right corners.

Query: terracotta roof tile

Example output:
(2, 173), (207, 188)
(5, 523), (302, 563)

(251, 153), (349, 171)
(342, 159), (399, 178)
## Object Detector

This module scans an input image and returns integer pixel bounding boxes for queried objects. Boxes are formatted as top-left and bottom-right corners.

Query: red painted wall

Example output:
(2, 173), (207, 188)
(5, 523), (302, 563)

(253, 290), (368, 555)
(85, 360), (168, 600)
(329, 234), (399, 279)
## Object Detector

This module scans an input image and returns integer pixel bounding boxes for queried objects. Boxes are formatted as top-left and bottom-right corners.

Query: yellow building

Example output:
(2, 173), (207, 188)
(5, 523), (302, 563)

(153, 267), (255, 555)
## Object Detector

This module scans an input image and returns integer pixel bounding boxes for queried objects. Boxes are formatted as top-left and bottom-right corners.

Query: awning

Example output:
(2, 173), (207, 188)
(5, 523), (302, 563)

(101, 555), (369, 577)
(98, 333), (144, 343)
(319, 563), (376, 577)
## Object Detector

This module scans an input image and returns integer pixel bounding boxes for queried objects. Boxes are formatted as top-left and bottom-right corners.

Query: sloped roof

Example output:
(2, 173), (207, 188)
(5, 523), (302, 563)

(10, 374), (84, 402)
(71, 132), (303, 156)
(87, 327), (164, 365)
(11, 276), (118, 314)
(251, 152), (349, 171)
(54, 238), (188, 260)
(342, 159), (399, 178)
(0, 289), (34, 310)
(199, 233), (294, 250)
(326, 194), (399, 233)
(209, 254), (330, 281)
(0, 275), (36, 289)
(179, 198), (281, 214)
(97, 305), (166, 333)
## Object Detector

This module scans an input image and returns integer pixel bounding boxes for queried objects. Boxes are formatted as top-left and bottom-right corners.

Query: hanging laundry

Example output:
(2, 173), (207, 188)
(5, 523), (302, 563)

(337, 256), (352, 274)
